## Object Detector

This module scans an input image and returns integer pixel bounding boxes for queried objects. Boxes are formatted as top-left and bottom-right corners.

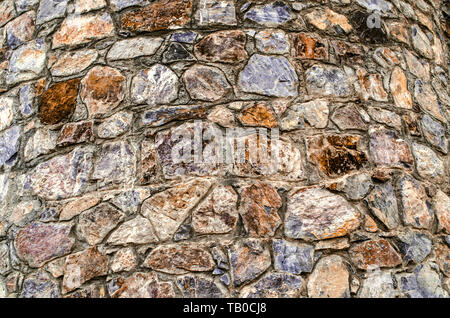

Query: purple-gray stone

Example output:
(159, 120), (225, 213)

(273, 239), (314, 274)
(244, 1), (293, 26)
(0, 125), (20, 167)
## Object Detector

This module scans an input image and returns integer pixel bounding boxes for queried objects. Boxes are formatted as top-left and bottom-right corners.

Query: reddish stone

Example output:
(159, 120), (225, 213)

(356, 69), (388, 102)
(239, 183), (282, 237)
(292, 33), (328, 60)
(237, 102), (278, 128)
(350, 239), (402, 270)
(120, 0), (192, 32)
(111, 272), (175, 298)
(39, 79), (80, 125)
(194, 30), (247, 63)
(56, 120), (94, 147)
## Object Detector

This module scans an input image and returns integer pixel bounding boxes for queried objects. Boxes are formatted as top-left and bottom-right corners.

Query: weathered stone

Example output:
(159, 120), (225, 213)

(387, 21), (409, 44)
(356, 0), (395, 16)
(307, 135), (367, 177)
(120, 0), (192, 32)
(331, 104), (368, 131)
(171, 31), (198, 43)
(255, 29), (289, 54)
(397, 230), (432, 264)
(359, 270), (396, 297)
(244, 1), (293, 27)
(107, 216), (158, 245)
(194, 30), (247, 63)
(0, 125), (19, 167)
(177, 275), (224, 298)
(285, 187), (360, 240)
(411, 25), (433, 59)
(76, 203), (124, 245)
(238, 102), (278, 128)
(20, 271), (60, 298)
(281, 100), (328, 130)
(92, 140), (136, 187)
(207, 105), (235, 127)
(50, 50), (98, 77)
(19, 84), (35, 117)
(64, 284), (106, 298)
(404, 49), (430, 81)
(368, 108), (402, 131)
(7, 39), (47, 85)
(315, 237), (350, 250)
(52, 13), (115, 48)
(141, 179), (211, 241)
(111, 188), (152, 215)
(195, 0), (236, 26)
(97, 111), (132, 139)
(36, 0), (68, 24)
(434, 190), (450, 233)
(240, 272), (303, 298)
(14, 222), (74, 268)
(307, 255), (350, 298)
(192, 185), (238, 234)
(131, 64), (179, 106)
(59, 194), (100, 221)
(110, 247), (137, 273)
(412, 143), (444, 180)
(373, 47), (400, 68)
(342, 173), (373, 201)
(239, 54), (298, 97)
(162, 42), (195, 63)
(365, 182), (400, 230)
(305, 64), (352, 97)
(436, 244), (449, 277)
(273, 239), (314, 274)
(111, 272), (175, 298)
(107, 37), (164, 61)
(56, 120), (93, 147)
(80, 66), (126, 118)
(74, 0), (106, 13)
(144, 243), (214, 274)
(356, 70), (388, 102)
(62, 247), (108, 293)
(389, 66), (412, 109)
(398, 263), (448, 298)
(0, 96), (14, 132)
(369, 126), (413, 167)
(0, 243), (10, 275)
(228, 239), (271, 287)
(292, 33), (328, 60)
(414, 80), (445, 122)
(39, 78), (80, 125)
(306, 8), (352, 34)
(142, 105), (207, 127)
(421, 115), (447, 154)
(350, 239), (402, 270)
(0, 0), (16, 27)
(183, 64), (230, 101)
(5, 10), (35, 49)
(399, 176), (434, 230)
(15, 0), (39, 14)
(9, 200), (40, 225)
(239, 183), (282, 237)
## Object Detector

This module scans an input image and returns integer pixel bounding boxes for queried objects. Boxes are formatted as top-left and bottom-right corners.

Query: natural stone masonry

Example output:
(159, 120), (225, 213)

(0, 0), (448, 299)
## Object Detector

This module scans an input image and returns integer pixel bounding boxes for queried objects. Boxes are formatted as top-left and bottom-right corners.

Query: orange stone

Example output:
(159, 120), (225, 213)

(39, 78), (80, 125)
(350, 239), (402, 270)
(238, 102), (278, 128)
(390, 66), (412, 109)
(121, 0), (192, 32)
(292, 33), (328, 60)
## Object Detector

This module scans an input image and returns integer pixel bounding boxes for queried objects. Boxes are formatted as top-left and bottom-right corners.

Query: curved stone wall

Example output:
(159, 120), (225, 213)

(0, 0), (449, 298)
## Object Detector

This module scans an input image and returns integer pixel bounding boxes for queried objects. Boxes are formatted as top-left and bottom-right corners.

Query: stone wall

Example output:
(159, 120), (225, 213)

(0, 0), (449, 298)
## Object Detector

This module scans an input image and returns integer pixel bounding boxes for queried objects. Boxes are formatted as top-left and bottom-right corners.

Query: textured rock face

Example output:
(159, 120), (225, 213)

(0, 0), (448, 300)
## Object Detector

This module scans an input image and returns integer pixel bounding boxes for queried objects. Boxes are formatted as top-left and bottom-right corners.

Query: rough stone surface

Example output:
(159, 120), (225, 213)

(305, 64), (352, 97)
(350, 239), (402, 270)
(51, 50), (98, 77)
(240, 272), (303, 298)
(369, 126), (413, 167)
(111, 272), (175, 298)
(183, 64), (230, 102)
(107, 37), (163, 61)
(281, 100), (328, 130)
(434, 190), (450, 233)
(273, 239), (314, 274)
(412, 143), (444, 180)
(307, 255), (350, 298)
(244, 1), (293, 27)
(107, 216), (158, 245)
(194, 30), (247, 63)
(21, 271), (60, 298)
(365, 182), (400, 230)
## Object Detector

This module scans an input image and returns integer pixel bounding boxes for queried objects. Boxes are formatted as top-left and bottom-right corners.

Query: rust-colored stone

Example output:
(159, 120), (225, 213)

(332, 40), (364, 64)
(120, 0), (192, 32)
(194, 30), (248, 63)
(350, 239), (402, 270)
(39, 79), (80, 125)
(237, 102), (278, 128)
(56, 120), (94, 147)
(292, 33), (328, 60)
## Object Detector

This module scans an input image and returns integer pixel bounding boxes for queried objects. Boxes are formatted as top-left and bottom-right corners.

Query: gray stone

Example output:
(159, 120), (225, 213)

(0, 96), (14, 132)
(19, 84), (35, 117)
(176, 275), (224, 298)
(280, 100), (328, 130)
(196, 0), (237, 26)
(0, 242), (10, 275)
(397, 230), (432, 264)
(305, 64), (352, 97)
(110, 0), (146, 11)
(107, 216), (158, 245)
(107, 37), (164, 61)
(411, 25), (433, 58)
(255, 29), (289, 54)
(183, 64), (231, 101)
(20, 271), (60, 298)
(414, 80), (446, 122)
(343, 173), (373, 200)
(244, 1), (293, 26)
(412, 143), (444, 180)
(36, 0), (69, 24)
(162, 42), (195, 63)
(171, 31), (198, 43)
(7, 39), (47, 85)
(24, 128), (58, 162)
(15, 0), (39, 13)
(0, 125), (20, 168)
(240, 272), (303, 298)
(273, 239), (314, 274)
(398, 263), (448, 298)
(364, 182), (400, 230)
(421, 115), (447, 154)
(97, 112), (132, 139)
(356, 0), (396, 17)
(358, 270), (396, 298)
(238, 54), (298, 97)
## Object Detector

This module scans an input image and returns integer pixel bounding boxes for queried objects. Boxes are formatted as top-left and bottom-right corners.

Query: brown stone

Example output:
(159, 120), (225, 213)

(307, 135), (367, 177)
(56, 120), (94, 147)
(369, 126), (413, 167)
(140, 139), (158, 183)
(237, 102), (278, 128)
(0, 0), (15, 27)
(182, 64), (231, 102)
(306, 8), (352, 34)
(50, 50), (98, 77)
(111, 272), (175, 298)
(144, 243), (214, 274)
(292, 33), (328, 60)
(80, 66), (126, 117)
(59, 194), (100, 221)
(120, 0), (192, 32)
(434, 190), (450, 234)
(239, 183), (282, 237)
(387, 22), (410, 45)
(194, 30), (247, 63)
(307, 255), (350, 298)
(110, 248), (137, 273)
(390, 66), (412, 109)
(39, 79), (80, 125)
(399, 176), (433, 230)
(331, 104), (368, 131)
(356, 69), (388, 102)
(350, 239), (402, 270)
(332, 40), (364, 64)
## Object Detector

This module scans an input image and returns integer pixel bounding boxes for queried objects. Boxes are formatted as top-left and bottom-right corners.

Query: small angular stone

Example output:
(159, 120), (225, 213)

(238, 54), (298, 97)
(331, 104), (368, 131)
(0, 96), (14, 132)
(365, 182), (400, 230)
(387, 21), (409, 44)
(110, 0), (146, 11)
(332, 40), (364, 64)
(131, 64), (179, 106)
(20, 271), (60, 298)
(0, 125), (20, 167)
(110, 248), (137, 273)
(390, 66), (412, 109)
(120, 0), (192, 32)
(62, 247), (108, 293)
(411, 25), (433, 58)
(305, 64), (352, 97)
(273, 239), (314, 274)
(397, 231), (432, 264)
(0, 243), (10, 275)
(111, 188), (151, 215)
(414, 80), (445, 122)
(343, 173), (373, 200)
(162, 42), (195, 63)
(350, 239), (402, 270)
(39, 78), (80, 125)
(74, 0), (106, 14)
(306, 8), (352, 34)
(52, 13), (115, 48)
(281, 100), (328, 130)
(244, 1), (293, 27)
(0, 0), (16, 27)
(240, 272), (303, 298)
(307, 255), (350, 298)
(7, 39), (47, 85)
(14, 222), (74, 268)
(255, 29), (289, 54)
(369, 126), (413, 167)
(228, 239), (271, 287)
(404, 49), (430, 81)
(207, 105), (235, 127)
(367, 108), (402, 131)
(111, 272), (175, 298)
(171, 31), (198, 43)
(56, 120), (93, 147)
(194, 30), (247, 63)
(291, 33), (328, 60)
(412, 143), (444, 180)
(315, 237), (350, 250)
(183, 64), (230, 101)
(19, 84), (35, 117)
(285, 187), (360, 240)
(107, 216), (158, 245)
(107, 37), (164, 61)
(421, 115), (447, 153)
(141, 105), (207, 127)
(434, 190), (450, 233)
(59, 194), (100, 221)
(238, 102), (278, 128)
(36, 0), (68, 24)
(50, 50), (98, 77)
(359, 270), (396, 297)
(373, 47), (400, 68)
(399, 176), (434, 229)
(177, 275), (224, 298)
(356, 70), (388, 102)
(192, 185), (238, 235)
(195, 0), (236, 26)
(97, 111), (132, 139)
(5, 10), (35, 49)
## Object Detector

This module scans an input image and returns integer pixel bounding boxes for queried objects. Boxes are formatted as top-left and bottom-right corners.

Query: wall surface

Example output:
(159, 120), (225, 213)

(0, 0), (449, 298)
